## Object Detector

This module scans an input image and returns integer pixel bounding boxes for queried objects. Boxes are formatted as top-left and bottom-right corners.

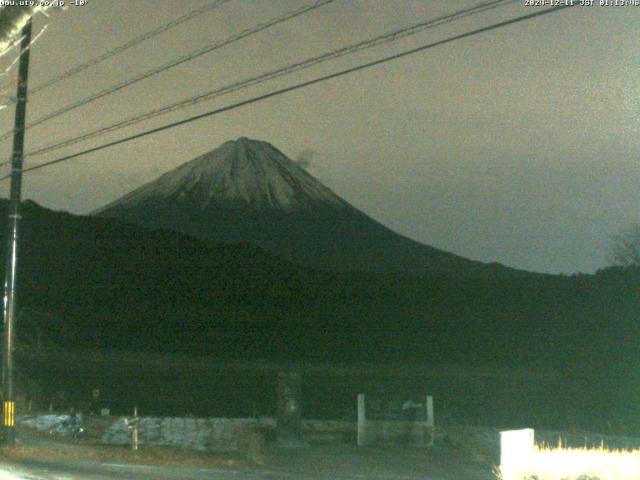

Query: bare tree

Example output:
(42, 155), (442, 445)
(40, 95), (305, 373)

(609, 224), (640, 266)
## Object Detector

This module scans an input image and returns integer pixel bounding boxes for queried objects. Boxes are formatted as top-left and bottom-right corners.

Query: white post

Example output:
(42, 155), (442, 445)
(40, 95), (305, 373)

(500, 428), (535, 479)
(132, 406), (139, 451)
(425, 395), (434, 447)
(357, 393), (366, 446)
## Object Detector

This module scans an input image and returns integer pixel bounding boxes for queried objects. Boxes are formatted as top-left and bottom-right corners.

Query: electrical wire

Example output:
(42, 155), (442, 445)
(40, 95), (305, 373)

(0, 0), (336, 144)
(27, 0), (518, 158)
(1, 4), (577, 181)
(30, 0), (233, 95)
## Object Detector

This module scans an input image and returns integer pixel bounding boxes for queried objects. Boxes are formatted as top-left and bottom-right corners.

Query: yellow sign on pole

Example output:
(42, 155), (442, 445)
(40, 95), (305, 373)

(3, 401), (15, 427)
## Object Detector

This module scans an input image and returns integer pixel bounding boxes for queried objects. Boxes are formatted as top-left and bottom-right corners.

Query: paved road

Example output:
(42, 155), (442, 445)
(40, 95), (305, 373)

(0, 447), (493, 480)
(0, 461), (446, 480)
(1, 435), (494, 479)
(0, 460), (286, 480)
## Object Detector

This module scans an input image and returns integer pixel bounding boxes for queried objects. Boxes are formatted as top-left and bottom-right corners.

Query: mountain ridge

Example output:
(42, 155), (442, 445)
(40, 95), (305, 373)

(94, 137), (524, 278)
(94, 137), (350, 214)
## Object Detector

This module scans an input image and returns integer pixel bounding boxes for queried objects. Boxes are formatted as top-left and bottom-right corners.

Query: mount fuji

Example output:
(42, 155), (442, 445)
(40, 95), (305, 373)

(93, 137), (516, 277)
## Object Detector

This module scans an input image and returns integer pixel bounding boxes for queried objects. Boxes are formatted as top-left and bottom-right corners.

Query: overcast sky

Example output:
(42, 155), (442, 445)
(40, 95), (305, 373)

(0, 0), (637, 274)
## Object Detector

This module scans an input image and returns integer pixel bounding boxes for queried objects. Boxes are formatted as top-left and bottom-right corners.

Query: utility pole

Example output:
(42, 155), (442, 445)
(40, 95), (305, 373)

(2, 19), (32, 447)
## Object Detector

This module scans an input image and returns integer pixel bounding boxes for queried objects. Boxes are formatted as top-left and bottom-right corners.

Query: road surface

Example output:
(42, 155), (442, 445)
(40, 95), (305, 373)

(1, 425), (496, 479)
(0, 444), (495, 479)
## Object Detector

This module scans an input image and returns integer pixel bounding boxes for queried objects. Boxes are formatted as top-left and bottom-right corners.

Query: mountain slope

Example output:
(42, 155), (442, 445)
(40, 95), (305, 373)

(94, 137), (518, 277)
(6, 199), (639, 365)
(5, 200), (640, 426)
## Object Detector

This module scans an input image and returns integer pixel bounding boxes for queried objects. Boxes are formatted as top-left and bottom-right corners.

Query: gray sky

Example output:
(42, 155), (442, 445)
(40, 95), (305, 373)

(0, 0), (637, 274)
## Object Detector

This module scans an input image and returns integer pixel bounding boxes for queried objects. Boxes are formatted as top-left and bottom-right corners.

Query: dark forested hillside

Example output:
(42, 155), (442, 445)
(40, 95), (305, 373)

(2, 200), (638, 369)
(2, 200), (640, 428)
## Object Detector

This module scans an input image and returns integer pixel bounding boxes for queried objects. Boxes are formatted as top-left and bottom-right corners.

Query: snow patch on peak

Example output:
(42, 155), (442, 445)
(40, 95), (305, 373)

(95, 138), (349, 214)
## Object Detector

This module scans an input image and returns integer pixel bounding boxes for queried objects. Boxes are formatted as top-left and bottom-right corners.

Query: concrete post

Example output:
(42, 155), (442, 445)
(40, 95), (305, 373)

(276, 370), (303, 446)
(2, 19), (32, 448)
(357, 393), (366, 446)
(425, 395), (434, 447)
(132, 406), (139, 451)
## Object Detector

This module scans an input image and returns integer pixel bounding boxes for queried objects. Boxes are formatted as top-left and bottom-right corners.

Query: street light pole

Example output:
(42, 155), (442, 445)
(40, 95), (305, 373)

(2, 19), (32, 447)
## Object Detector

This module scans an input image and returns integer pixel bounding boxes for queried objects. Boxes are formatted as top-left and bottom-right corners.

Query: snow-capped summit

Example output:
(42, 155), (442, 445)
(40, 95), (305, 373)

(94, 137), (518, 277)
(95, 137), (348, 214)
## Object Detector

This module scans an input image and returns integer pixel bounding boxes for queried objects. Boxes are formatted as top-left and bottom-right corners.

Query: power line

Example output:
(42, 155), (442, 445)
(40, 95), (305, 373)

(27, 0), (518, 158)
(3, 4), (577, 181)
(30, 0), (233, 95)
(0, 0), (336, 144)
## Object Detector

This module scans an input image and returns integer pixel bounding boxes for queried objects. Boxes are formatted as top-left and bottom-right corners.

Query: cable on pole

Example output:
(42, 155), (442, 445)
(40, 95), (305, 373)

(2, 4), (577, 181)
(27, 0), (519, 158)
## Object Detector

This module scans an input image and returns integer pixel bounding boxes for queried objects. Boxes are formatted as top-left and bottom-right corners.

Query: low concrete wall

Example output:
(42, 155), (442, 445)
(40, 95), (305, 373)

(101, 417), (429, 451)
(358, 420), (433, 446)
(101, 417), (357, 451)
(22, 413), (429, 452)
(102, 416), (276, 452)
(302, 420), (355, 444)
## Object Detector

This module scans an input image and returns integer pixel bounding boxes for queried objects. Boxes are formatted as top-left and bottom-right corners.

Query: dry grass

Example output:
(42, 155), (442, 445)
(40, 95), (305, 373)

(496, 442), (640, 480)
